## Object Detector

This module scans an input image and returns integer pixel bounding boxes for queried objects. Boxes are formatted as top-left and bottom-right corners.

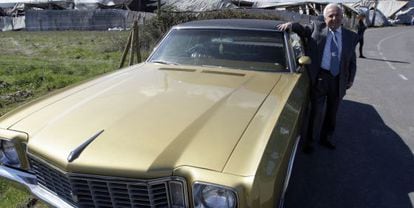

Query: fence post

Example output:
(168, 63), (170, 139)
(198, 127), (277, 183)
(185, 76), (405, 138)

(119, 29), (133, 69)
(135, 20), (141, 63)
(129, 21), (137, 66)
(119, 20), (141, 69)
(157, 0), (161, 17)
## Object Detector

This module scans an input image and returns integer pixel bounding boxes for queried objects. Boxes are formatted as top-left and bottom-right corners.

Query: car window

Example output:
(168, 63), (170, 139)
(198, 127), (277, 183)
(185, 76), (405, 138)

(149, 29), (288, 72)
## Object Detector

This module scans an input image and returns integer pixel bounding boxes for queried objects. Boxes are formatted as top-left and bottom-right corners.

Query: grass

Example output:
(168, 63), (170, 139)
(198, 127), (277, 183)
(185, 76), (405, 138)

(0, 31), (130, 116)
(0, 30), (129, 207)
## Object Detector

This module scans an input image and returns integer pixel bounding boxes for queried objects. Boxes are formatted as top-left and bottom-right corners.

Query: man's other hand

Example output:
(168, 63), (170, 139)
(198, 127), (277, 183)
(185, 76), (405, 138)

(277, 22), (292, 31)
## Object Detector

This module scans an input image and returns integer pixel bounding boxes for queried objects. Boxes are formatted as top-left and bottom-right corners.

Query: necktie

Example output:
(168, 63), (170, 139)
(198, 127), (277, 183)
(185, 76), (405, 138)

(330, 31), (340, 76)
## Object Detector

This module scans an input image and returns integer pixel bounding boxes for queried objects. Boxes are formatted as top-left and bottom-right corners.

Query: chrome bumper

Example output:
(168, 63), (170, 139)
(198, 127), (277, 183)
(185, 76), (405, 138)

(0, 165), (75, 208)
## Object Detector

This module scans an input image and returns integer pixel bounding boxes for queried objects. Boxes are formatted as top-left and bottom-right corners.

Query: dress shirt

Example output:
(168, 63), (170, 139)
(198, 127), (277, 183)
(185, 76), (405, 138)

(321, 27), (342, 71)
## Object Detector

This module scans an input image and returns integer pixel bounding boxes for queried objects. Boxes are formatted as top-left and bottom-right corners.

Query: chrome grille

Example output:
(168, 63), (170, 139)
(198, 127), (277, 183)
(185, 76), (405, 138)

(28, 156), (187, 208)
(29, 157), (74, 203)
(70, 175), (169, 207)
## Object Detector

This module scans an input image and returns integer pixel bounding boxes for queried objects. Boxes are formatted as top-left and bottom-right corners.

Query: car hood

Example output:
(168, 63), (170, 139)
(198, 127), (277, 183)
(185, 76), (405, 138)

(4, 63), (281, 178)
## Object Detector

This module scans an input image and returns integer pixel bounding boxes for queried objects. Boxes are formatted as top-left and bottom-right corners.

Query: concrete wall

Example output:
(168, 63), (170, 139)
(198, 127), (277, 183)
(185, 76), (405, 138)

(25, 9), (155, 31)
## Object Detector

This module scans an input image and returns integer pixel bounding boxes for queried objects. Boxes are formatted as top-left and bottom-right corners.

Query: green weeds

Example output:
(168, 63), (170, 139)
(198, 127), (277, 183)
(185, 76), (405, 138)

(0, 31), (129, 116)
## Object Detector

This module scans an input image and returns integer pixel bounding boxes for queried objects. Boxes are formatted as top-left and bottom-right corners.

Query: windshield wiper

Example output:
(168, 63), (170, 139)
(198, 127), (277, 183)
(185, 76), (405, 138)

(150, 60), (178, 65)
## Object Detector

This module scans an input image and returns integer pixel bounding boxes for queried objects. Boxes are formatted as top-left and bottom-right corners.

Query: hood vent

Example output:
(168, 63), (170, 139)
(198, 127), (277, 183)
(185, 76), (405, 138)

(158, 68), (196, 72)
(158, 68), (245, 77)
(201, 70), (245, 77)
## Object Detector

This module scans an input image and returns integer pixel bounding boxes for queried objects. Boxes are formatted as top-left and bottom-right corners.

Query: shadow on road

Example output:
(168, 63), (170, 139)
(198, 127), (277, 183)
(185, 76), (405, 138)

(285, 100), (414, 208)
(363, 57), (410, 64)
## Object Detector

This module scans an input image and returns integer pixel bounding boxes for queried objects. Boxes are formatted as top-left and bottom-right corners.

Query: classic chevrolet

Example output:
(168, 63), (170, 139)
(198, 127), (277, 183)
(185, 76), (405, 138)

(0, 19), (310, 208)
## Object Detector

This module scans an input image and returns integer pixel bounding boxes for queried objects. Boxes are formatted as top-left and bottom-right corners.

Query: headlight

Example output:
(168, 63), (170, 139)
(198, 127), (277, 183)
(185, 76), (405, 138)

(193, 183), (237, 208)
(0, 140), (21, 168)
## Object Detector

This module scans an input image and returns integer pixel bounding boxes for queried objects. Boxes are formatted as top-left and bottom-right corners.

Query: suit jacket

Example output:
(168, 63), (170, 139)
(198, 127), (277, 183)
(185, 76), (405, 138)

(291, 21), (358, 98)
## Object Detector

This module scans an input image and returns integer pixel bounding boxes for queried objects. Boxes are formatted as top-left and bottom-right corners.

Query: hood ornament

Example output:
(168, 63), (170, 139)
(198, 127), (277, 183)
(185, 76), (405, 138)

(67, 129), (104, 162)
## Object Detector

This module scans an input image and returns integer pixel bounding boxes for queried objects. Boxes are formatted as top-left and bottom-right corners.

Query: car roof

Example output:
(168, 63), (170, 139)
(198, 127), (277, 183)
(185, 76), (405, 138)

(173, 19), (285, 31)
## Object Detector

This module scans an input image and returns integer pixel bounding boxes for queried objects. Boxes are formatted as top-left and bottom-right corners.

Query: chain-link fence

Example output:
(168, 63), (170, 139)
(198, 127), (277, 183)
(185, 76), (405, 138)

(0, 9), (154, 31)
(25, 9), (154, 31)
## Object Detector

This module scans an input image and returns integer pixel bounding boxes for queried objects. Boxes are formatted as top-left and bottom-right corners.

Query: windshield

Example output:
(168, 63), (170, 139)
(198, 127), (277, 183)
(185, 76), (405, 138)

(148, 29), (288, 72)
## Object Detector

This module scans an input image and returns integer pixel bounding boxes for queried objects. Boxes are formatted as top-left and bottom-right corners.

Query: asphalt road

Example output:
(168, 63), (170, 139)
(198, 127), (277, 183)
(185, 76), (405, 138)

(285, 26), (414, 208)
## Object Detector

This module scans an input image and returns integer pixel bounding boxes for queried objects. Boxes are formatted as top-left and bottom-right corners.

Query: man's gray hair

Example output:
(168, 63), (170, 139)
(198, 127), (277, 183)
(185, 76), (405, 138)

(323, 3), (343, 17)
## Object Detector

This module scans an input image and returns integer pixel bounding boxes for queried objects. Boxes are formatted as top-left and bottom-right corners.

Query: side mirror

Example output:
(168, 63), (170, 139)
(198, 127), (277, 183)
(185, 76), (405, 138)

(298, 56), (311, 66)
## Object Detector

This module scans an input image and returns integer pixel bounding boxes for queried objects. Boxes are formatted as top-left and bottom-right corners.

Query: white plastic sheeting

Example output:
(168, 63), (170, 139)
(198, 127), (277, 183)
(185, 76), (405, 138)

(73, 0), (236, 10)
(376, 0), (409, 18)
(233, 0), (359, 7)
(0, 0), (133, 10)
(0, 0), (69, 8)
(161, 0), (236, 12)
(0, 16), (25, 31)
(74, 0), (131, 9)
(232, 0), (359, 3)
(368, 8), (391, 26)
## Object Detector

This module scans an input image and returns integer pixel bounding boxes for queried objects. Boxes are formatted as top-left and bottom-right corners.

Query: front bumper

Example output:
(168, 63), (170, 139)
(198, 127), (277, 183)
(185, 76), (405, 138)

(0, 165), (74, 208)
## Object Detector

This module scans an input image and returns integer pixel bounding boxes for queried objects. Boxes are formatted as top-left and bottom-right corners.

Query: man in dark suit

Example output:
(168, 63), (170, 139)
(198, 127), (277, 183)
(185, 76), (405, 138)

(278, 3), (359, 153)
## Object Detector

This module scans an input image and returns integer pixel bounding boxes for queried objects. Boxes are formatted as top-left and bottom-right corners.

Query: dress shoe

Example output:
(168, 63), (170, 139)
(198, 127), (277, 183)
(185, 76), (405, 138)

(302, 144), (314, 154)
(359, 55), (366, 58)
(319, 140), (336, 150)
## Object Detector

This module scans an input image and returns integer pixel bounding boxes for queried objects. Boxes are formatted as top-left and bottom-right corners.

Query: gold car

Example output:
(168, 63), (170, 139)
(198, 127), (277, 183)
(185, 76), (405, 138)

(0, 19), (310, 208)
